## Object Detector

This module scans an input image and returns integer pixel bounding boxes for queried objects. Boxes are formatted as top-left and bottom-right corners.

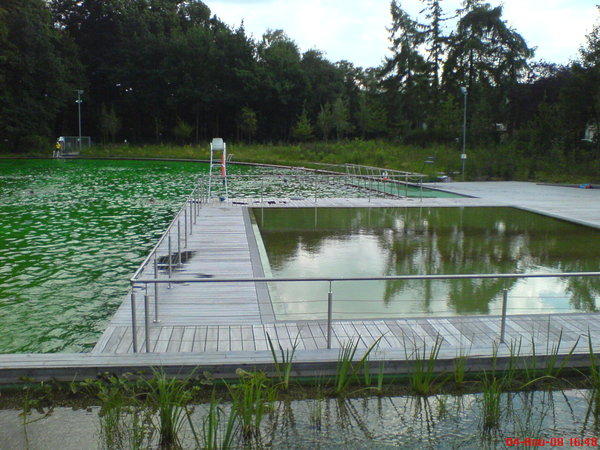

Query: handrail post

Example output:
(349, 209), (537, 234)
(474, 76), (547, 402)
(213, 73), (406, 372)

(194, 190), (198, 223)
(314, 175), (318, 203)
(130, 289), (138, 353)
(177, 219), (181, 265)
(144, 293), (151, 352)
(189, 197), (193, 234)
(327, 281), (333, 349)
(500, 288), (509, 343)
(184, 207), (188, 247)
(153, 255), (160, 323)
(168, 234), (172, 288)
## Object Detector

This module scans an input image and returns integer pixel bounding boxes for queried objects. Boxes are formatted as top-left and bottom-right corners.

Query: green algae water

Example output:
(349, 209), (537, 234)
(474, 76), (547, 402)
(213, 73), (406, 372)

(252, 207), (600, 320)
(0, 159), (215, 353)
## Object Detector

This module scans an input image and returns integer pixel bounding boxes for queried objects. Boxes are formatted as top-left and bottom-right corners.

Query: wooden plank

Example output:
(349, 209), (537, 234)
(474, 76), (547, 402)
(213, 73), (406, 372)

(241, 326), (255, 351)
(217, 326), (230, 352)
(103, 326), (127, 354)
(153, 327), (173, 353)
(179, 327), (196, 352)
(253, 325), (268, 351)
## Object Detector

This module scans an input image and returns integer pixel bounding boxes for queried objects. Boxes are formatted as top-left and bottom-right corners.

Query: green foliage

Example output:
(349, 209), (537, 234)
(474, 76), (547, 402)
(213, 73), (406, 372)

(1, 0), (81, 151)
(99, 104), (121, 144)
(173, 118), (194, 144)
(145, 371), (193, 448)
(405, 335), (445, 396)
(237, 107), (258, 143)
(291, 109), (314, 142)
(228, 369), (276, 443)
(335, 337), (381, 396)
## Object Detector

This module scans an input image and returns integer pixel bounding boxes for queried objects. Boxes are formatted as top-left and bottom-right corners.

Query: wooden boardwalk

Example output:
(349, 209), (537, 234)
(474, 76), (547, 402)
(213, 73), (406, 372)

(93, 189), (600, 361)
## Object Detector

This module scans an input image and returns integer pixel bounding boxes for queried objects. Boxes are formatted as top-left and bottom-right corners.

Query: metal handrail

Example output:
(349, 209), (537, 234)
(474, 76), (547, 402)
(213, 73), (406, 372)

(132, 271), (600, 284)
(129, 270), (600, 353)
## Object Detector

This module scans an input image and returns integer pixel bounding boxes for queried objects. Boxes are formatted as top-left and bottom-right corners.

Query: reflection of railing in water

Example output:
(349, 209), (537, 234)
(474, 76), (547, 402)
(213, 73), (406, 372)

(129, 271), (600, 353)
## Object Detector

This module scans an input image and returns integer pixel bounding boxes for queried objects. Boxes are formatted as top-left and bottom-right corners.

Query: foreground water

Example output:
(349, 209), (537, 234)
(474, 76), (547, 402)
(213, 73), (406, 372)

(1, 389), (598, 449)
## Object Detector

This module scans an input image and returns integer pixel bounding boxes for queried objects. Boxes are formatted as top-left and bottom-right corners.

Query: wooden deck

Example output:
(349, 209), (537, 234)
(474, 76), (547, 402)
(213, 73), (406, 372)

(92, 189), (600, 363)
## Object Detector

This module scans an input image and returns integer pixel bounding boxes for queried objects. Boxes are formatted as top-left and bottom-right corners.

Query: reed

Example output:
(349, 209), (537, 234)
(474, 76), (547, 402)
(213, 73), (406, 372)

(480, 374), (503, 430)
(334, 337), (381, 396)
(188, 388), (238, 450)
(267, 332), (298, 391)
(144, 371), (192, 449)
(405, 335), (445, 396)
(543, 330), (579, 379)
(228, 369), (276, 443)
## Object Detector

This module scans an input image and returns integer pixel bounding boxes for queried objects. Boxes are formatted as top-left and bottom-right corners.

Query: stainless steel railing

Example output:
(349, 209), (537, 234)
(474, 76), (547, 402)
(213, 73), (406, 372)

(199, 170), (428, 202)
(129, 271), (600, 353)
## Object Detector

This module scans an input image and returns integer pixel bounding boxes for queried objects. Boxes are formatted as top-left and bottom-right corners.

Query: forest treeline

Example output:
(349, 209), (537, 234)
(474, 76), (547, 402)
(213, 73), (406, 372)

(1, 0), (599, 178)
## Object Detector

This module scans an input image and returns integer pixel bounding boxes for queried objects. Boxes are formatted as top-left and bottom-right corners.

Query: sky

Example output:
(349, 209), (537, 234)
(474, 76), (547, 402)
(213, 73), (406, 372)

(204, 0), (599, 69)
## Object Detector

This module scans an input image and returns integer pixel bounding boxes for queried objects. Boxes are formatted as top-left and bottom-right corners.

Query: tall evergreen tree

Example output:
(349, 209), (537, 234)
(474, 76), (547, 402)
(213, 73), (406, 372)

(381, 0), (431, 131)
(0, 0), (81, 151)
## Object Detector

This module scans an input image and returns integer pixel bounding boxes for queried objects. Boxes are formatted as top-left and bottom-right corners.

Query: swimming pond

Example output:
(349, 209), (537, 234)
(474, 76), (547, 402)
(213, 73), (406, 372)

(251, 206), (600, 320)
(0, 159), (459, 353)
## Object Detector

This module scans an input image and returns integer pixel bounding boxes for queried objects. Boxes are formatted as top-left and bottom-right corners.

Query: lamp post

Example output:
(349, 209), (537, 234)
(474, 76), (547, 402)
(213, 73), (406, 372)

(76, 90), (83, 152)
(460, 86), (467, 181)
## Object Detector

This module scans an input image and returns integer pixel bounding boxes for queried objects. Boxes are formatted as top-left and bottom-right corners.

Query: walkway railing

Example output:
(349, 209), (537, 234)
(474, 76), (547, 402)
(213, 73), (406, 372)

(128, 271), (600, 353)
(200, 170), (428, 201)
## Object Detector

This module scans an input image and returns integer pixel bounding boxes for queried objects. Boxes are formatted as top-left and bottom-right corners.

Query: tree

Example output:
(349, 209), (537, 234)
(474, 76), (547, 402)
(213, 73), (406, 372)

(442, 4), (533, 91)
(256, 29), (307, 140)
(580, 6), (600, 68)
(0, 0), (81, 151)
(317, 102), (334, 141)
(237, 107), (258, 143)
(380, 1), (431, 130)
(331, 97), (352, 140)
(292, 109), (313, 142)
(173, 117), (193, 144)
(420, 0), (448, 90)
(99, 103), (121, 143)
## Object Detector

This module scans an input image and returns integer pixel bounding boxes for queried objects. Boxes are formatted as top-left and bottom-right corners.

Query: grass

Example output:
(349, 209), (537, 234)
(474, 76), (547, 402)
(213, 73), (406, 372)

(64, 139), (599, 183)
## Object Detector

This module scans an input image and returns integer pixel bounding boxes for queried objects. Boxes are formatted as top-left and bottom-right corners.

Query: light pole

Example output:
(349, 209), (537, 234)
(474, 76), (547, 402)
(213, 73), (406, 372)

(460, 86), (467, 181)
(76, 90), (83, 152)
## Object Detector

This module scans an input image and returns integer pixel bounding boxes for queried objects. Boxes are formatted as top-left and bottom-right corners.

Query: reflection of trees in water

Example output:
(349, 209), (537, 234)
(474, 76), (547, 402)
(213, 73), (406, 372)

(255, 207), (600, 313)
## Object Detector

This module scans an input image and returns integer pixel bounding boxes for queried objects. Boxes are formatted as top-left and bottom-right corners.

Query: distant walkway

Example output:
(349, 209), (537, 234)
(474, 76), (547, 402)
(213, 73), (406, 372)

(425, 181), (600, 229)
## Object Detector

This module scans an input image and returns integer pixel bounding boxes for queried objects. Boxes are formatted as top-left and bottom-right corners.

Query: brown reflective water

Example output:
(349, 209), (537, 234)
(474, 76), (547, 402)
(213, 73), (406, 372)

(252, 207), (600, 320)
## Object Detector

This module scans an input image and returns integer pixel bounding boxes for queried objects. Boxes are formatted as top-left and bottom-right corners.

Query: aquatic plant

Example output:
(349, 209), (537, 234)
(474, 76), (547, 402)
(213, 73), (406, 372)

(267, 332), (299, 391)
(480, 373), (503, 430)
(188, 388), (238, 450)
(228, 369), (276, 443)
(544, 330), (579, 379)
(405, 335), (445, 396)
(453, 343), (472, 388)
(94, 376), (153, 450)
(145, 371), (192, 449)
(335, 337), (381, 396)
